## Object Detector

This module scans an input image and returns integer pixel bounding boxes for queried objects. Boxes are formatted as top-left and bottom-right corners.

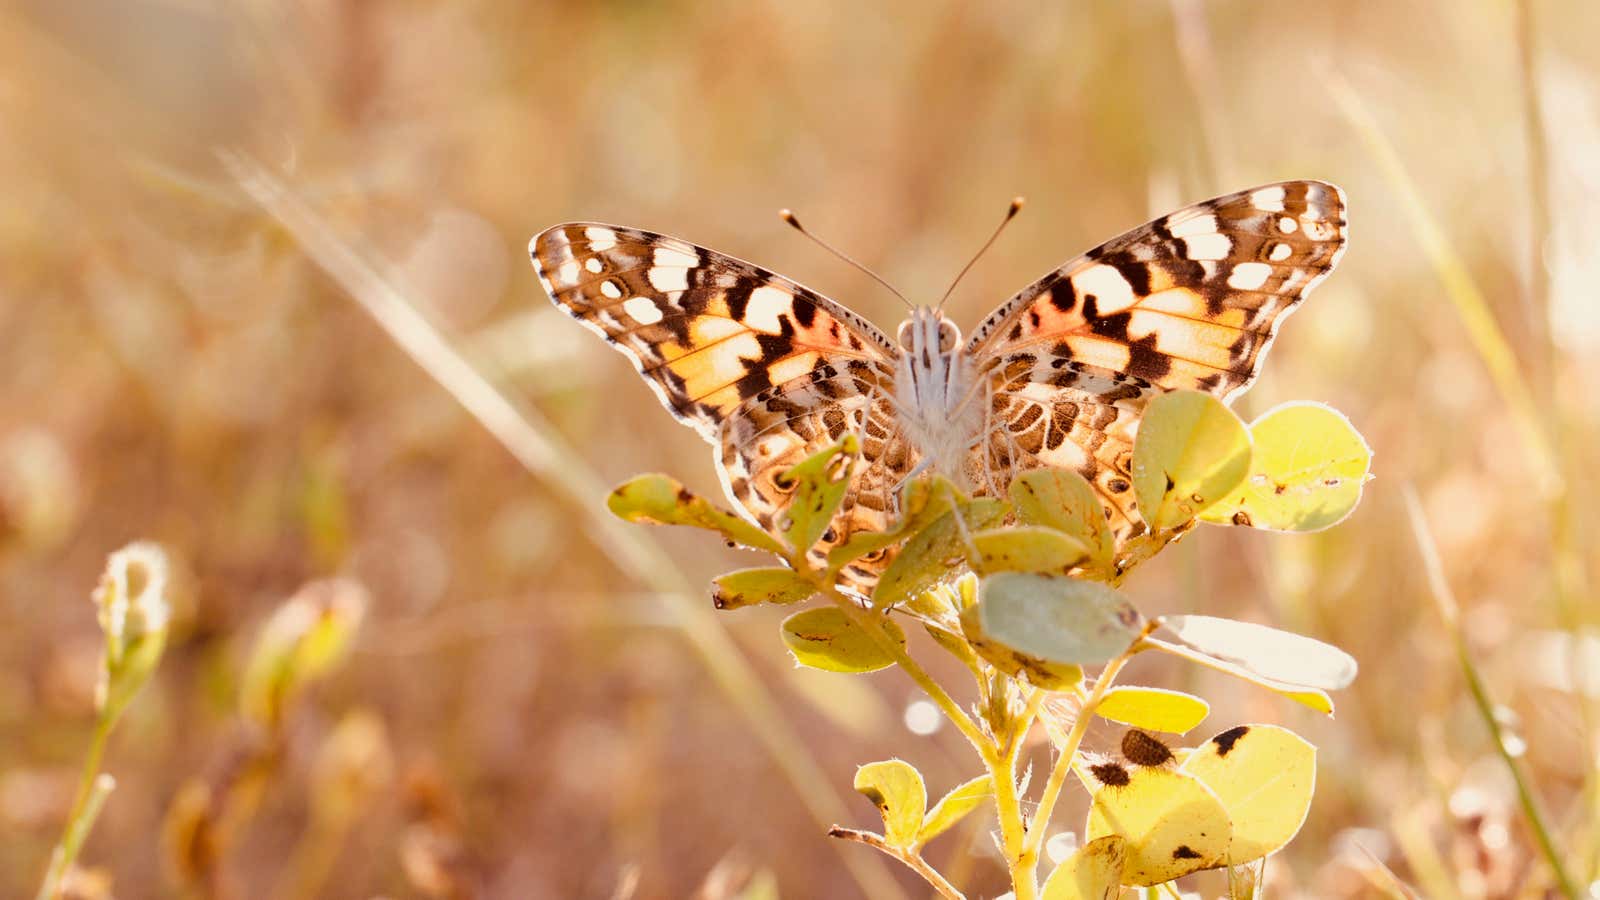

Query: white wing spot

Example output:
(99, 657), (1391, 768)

(1251, 187), (1288, 212)
(1167, 213), (1218, 239)
(654, 246), (699, 268)
(557, 259), (580, 285)
(600, 280), (623, 299)
(1278, 216), (1299, 234)
(1228, 262), (1273, 290)
(623, 296), (664, 325)
(583, 226), (618, 251)
(1072, 264), (1137, 313)
(648, 266), (689, 292)
(1269, 242), (1292, 261)
(1181, 233), (1233, 261)
(584, 257), (603, 274)
(745, 285), (794, 331)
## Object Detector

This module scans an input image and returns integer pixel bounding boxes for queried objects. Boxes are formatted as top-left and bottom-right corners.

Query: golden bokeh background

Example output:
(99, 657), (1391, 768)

(2, 1), (1597, 897)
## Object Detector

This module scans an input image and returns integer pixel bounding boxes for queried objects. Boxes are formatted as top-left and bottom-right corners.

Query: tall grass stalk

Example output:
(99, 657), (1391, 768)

(1404, 488), (1579, 899)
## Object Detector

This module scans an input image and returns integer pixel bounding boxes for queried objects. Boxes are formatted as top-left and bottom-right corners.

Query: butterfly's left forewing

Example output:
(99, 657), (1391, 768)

(964, 181), (1347, 541)
(532, 223), (908, 562)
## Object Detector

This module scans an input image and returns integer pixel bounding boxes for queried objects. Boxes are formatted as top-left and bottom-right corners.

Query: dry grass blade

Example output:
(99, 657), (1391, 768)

(1403, 486), (1579, 899)
(221, 152), (907, 900)
(1326, 74), (1558, 492)
(1354, 840), (1424, 900)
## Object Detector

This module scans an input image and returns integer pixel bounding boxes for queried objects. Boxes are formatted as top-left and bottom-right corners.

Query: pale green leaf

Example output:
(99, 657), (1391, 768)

(974, 573), (1144, 665)
(1093, 686), (1210, 734)
(959, 601), (1085, 690)
(606, 474), (785, 554)
(1201, 402), (1372, 532)
(1132, 391), (1252, 531)
(1165, 614), (1357, 690)
(1149, 636), (1336, 716)
(780, 607), (903, 674)
(854, 759), (927, 849)
(710, 567), (816, 610)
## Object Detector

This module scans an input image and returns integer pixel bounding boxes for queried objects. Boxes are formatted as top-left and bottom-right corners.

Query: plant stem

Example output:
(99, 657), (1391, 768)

(828, 828), (967, 900)
(986, 740), (1035, 900)
(36, 713), (118, 900)
(821, 584), (991, 755)
(1022, 650), (1134, 867)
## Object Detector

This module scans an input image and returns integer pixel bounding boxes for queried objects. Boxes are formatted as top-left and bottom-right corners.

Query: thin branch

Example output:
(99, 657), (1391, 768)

(828, 827), (966, 900)
(1023, 650), (1136, 865)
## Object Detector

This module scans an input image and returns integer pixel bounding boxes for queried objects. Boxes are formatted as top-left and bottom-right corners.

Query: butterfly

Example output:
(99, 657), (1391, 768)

(530, 181), (1346, 590)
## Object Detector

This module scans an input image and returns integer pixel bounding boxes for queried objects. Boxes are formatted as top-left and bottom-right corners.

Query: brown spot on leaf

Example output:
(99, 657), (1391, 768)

(1172, 845), (1202, 860)
(1212, 726), (1250, 757)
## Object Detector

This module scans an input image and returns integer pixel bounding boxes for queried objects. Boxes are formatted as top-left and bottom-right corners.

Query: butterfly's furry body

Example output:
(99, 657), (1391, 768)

(531, 181), (1347, 593)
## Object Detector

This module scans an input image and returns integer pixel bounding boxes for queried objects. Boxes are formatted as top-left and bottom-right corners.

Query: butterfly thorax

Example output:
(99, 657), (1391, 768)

(893, 308), (982, 482)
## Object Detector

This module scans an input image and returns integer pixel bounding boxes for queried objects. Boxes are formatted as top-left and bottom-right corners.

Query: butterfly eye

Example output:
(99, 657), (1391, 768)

(895, 319), (916, 351)
(937, 319), (960, 352)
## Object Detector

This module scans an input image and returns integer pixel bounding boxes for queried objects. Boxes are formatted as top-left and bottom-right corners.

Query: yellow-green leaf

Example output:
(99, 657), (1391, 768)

(1085, 765), (1232, 886)
(607, 474), (785, 554)
(1008, 470), (1116, 571)
(241, 580), (367, 731)
(1041, 835), (1127, 900)
(711, 567), (816, 610)
(1181, 725), (1316, 864)
(972, 526), (1092, 575)
(854, 759), (926, 849)
(917, 774), (994, 846)
(1201, 402), (1372, 532)
(871, 491), (1008, 610)
(1093, 686), (1210, 734)
(974, 573), (1144, 665)
(780, 607), (903, 674)
(780, 436), (860, 554)
(1132, 391), (1252, 531)
(1165, 614), (1357, 690)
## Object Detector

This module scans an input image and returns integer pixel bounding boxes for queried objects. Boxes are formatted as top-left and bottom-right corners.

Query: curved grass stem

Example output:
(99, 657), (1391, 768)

(35, 713), (117, 900)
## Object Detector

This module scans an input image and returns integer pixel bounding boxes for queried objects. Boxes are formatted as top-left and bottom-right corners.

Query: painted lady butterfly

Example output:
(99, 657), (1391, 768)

(531, 182), (1346, 588)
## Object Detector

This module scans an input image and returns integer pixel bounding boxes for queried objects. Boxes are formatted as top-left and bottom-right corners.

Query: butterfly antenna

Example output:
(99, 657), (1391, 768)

(780, 209), (913, 310)
(937, 196), (1024, 310)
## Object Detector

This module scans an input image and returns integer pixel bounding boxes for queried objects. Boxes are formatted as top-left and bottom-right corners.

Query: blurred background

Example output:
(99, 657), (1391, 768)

(2, 1), (1597, 898)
